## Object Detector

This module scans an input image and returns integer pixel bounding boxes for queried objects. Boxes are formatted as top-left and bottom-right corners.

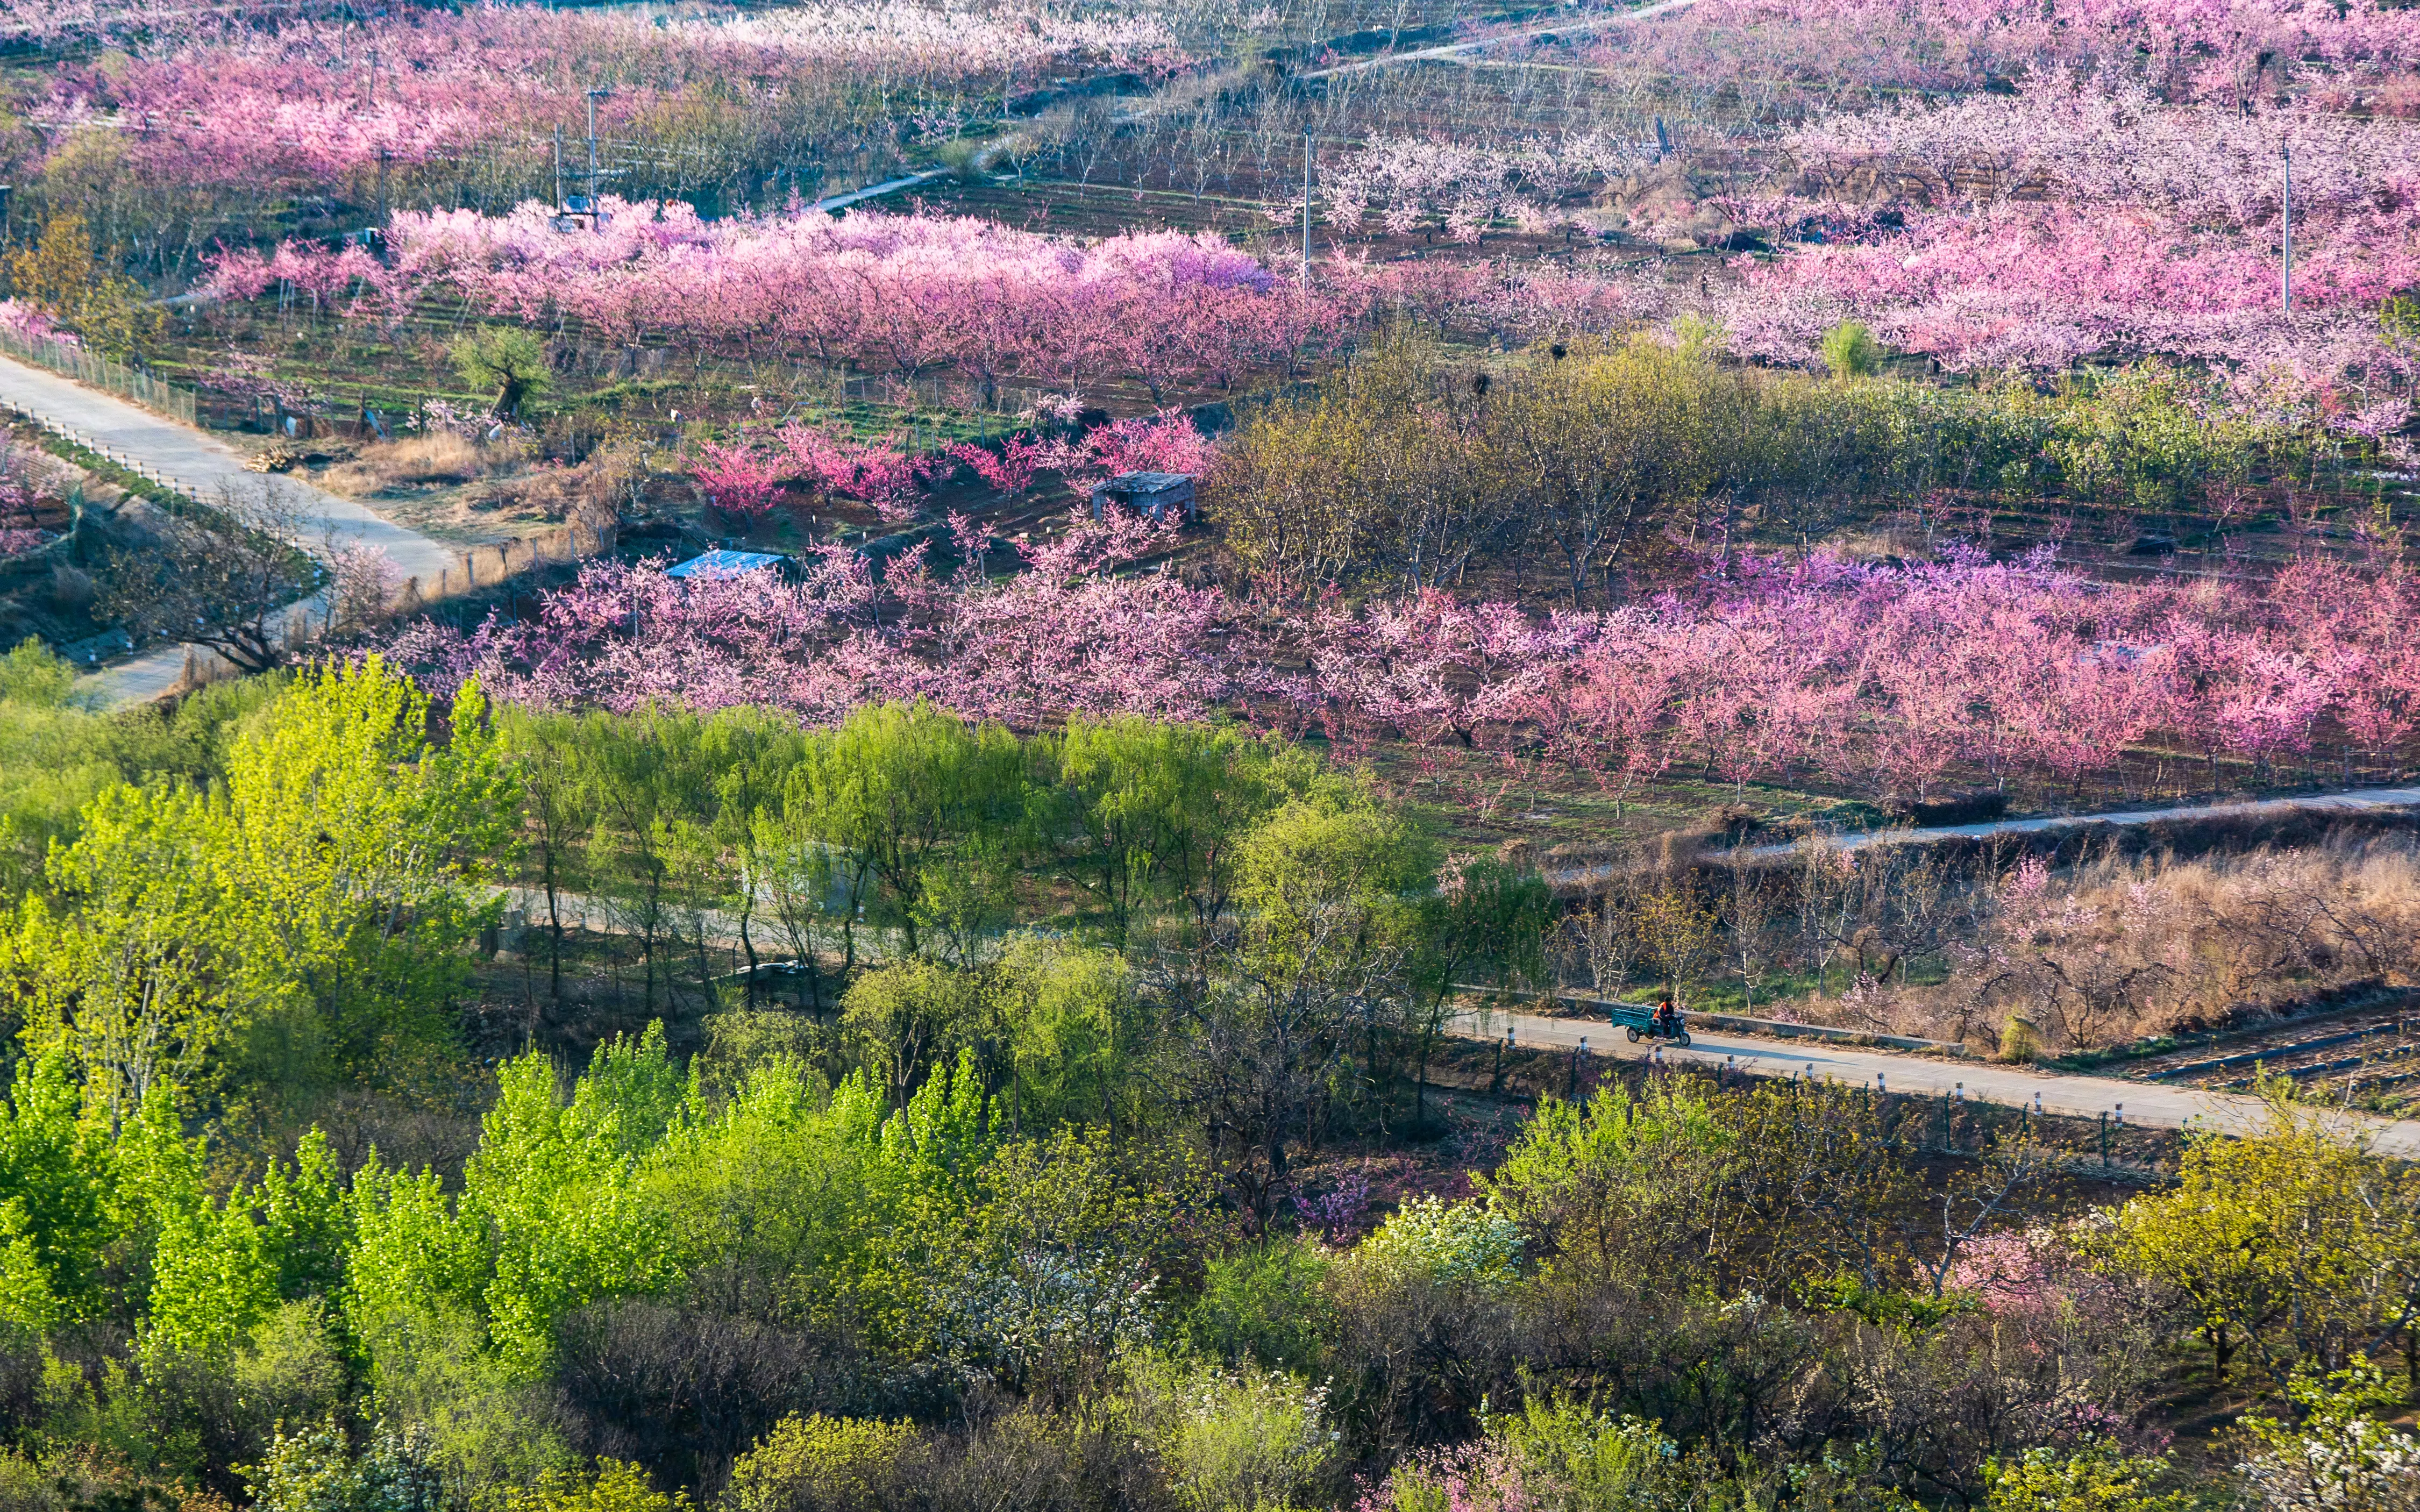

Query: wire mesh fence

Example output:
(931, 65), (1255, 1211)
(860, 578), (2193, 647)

(0, 326), (198, 425)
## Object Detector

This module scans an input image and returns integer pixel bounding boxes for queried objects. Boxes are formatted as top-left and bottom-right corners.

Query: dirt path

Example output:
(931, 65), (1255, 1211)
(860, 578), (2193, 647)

(0, 352), (457, 705)
(812, 169), (948, 214)
(1300, 0), (1710, 80)
(1449, 1004), (2420, 1154)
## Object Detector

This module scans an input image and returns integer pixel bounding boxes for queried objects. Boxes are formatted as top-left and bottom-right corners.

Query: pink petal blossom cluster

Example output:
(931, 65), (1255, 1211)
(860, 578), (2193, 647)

(387, 508), (1233, 730)
(692, 420), (949, 524)
(0, 299), (76, 350)
(42, 2), (1184, 194)
(1713, 81), (2420, 405)
(220, 201), (1366, 406)
(383, 523), (2420, 799)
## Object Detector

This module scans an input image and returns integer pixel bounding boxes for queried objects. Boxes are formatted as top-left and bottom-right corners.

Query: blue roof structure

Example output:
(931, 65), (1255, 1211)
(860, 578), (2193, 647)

(665, 548), (787, 579)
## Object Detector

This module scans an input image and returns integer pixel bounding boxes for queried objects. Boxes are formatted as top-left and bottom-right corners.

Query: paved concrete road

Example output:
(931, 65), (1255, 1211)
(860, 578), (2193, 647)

(812, 169), (948, 214)
(1546, 784), (2420, 889)
(1451, 1004), (2420, 1157)
(1301, 0), (1708, 79)
(506, 883), (2419, 1154)
(0, 352), (457, 705)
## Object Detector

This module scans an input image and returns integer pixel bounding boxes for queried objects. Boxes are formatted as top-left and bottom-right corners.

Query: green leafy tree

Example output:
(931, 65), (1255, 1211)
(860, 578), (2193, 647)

(451, 326), (551, 418)
(988, 936), (1140, 1133)
(798, 703), (1026, 959)
(1041, 716), (1310, 947)
(1403, 858), (1550, 1123)
(2, 659), (516, 1121)
(1164, 785), (1430, 1228)
(1479, 1079), (1732, 1288)
(348, 1026), (684, 1377)
(838, 958), (990, 1108)
(2100, 1097), (2420, 1393)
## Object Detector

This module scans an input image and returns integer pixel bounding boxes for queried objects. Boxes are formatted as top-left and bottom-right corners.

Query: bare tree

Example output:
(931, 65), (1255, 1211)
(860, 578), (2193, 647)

(95, 481), (318, 674)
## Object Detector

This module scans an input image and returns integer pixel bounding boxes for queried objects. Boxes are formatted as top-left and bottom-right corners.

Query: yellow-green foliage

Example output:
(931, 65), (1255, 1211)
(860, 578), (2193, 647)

(506, 1460), (686, 1512)
(1353, 1197), (1522, 1292)
(1981, 1438), (2195, 1512)
(727, 1414), (919, 1512)
(2098, 1096), (2420, 1389)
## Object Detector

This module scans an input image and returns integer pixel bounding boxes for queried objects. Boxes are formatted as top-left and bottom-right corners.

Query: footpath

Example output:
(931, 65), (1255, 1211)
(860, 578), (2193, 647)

(0, 352), (457, 705)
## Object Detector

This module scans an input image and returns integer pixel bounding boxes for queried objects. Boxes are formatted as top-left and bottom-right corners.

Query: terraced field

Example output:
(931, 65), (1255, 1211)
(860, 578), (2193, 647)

(2118, 997), (2420, 1118)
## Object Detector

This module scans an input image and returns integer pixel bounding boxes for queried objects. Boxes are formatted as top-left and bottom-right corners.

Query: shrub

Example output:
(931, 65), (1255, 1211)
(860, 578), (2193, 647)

(1183, 1237), (1335, 1374)
(726, 1415), (919, 1512)
(1821, 321), (1883, 380)
(247, 1416), (444, 1512)
(1126, 1356), (1337, 1512)
(1982, 1437), (2195, 1512)
(1353, 1197), (1521, 1292)
(505, 1460), (686, 1512)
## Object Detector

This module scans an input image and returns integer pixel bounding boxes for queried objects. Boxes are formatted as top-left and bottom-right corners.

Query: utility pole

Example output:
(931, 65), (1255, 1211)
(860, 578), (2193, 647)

(376, 148), (390, 227)
(586, 87), (611, 229)
(554, 126), (564, 213)
(1302, 130), (1313, 280)
(2281, 139), (2294, 314)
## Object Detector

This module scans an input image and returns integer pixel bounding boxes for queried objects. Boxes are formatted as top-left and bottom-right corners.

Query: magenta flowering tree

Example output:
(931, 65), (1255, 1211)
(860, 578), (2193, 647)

(1035, 411), (1216, 488)
(692, 441), (787, 519)
(943, 433), (1048, 501)
(775, 422), (938, 524)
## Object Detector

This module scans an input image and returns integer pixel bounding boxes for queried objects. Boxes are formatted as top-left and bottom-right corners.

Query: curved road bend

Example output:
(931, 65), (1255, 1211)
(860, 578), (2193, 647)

(1449, 1004), (2420, 1157)
(0, 351), (457, 705)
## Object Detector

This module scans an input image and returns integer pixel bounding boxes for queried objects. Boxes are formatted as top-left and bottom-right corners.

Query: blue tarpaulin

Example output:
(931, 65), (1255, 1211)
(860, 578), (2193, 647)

(665, 549), (786, 579)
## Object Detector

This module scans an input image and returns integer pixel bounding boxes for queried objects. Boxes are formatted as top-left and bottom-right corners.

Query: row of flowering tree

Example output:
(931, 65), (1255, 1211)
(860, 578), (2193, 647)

(692, 411), (1218, 523)
(209, 201), (1645, 406)
(382, 518), (2420, 805)
(1698, 79), (2420, 418)
(1568, 0), (2420, 108)
(37, 2), (1187, 203)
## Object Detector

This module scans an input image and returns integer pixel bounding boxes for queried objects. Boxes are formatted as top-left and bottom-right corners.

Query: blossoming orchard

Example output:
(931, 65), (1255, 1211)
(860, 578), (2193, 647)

(0, 0), (2417, 1507)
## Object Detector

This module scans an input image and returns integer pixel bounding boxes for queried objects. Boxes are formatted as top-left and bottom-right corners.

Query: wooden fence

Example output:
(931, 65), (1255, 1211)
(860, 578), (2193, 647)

(398, 513), (616, 608)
